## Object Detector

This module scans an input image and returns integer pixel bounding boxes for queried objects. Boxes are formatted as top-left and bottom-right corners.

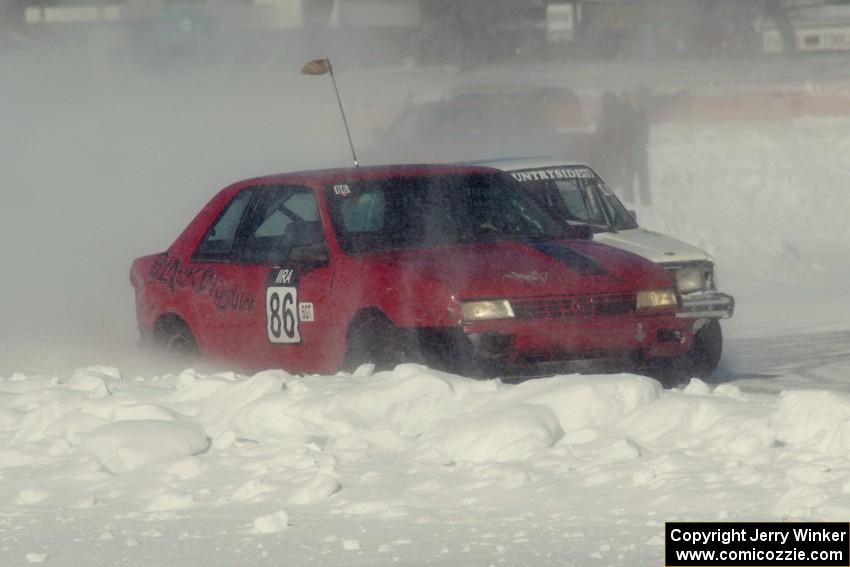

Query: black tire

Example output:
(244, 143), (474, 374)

(343, 313), (420, 372)
(640, 356), (688, 389)
(153, 316), (199, 359)
(687, 319), (723, 378)
(646, 320), (723, 388)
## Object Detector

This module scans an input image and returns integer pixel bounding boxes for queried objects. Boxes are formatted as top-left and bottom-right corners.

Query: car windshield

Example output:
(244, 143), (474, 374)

(512, 167), (638, 232)
(325, 173), (569, 254)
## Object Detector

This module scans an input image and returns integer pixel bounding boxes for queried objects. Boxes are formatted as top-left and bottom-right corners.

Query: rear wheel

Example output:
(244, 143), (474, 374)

(153, 316), (198, 359)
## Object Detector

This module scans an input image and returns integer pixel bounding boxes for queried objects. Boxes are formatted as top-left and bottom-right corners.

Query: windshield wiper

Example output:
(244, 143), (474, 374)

(585, 223), (615, 233)
(499, 233), (558, 243)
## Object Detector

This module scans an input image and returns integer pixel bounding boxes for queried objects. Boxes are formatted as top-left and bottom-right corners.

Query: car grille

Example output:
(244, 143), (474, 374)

(511, 294), (636, 320)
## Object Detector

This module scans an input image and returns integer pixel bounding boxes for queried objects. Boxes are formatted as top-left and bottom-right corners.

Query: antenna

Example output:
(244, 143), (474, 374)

(301, 57), (359, 167)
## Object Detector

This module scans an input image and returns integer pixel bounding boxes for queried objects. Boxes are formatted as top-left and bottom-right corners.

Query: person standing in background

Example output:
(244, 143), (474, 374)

(0, 0), (27, 45)
(595, 91), (627, 192)
(622, 87), (652, 206)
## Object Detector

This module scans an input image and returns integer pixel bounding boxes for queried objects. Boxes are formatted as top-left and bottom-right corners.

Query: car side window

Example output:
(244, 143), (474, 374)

(193, 188), (256, 261)
(556, 179), (606, 225)
(340, 189), (385, 232)
(584, 178), (639, 230)
(242, 187), (325, 265)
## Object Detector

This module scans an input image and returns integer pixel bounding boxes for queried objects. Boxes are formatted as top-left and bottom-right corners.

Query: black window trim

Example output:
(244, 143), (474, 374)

(233, 184), (326, 266)
(190, 186), (262, 264)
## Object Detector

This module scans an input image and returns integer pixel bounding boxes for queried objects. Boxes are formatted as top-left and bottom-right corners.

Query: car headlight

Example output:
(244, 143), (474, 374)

(668, 263), (716, 294)
(674, 267), (705, 294)
(636, 288), (678, 311)
(461, 299), (515, 321)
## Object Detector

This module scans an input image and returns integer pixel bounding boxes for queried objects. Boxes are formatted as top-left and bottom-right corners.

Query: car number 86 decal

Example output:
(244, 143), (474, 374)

(266, 286), (300, 343)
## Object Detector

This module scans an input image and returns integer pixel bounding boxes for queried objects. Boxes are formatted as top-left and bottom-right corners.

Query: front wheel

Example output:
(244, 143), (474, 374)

(645, 320), (723, 388)
(687, 319), (723, 378)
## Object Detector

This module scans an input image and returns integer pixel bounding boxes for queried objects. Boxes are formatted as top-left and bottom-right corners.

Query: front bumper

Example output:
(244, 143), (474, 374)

(677, 292), (735, 319)
(463, 313), (692, 365)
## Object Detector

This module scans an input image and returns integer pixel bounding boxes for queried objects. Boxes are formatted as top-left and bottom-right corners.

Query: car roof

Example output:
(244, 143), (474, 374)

(469, 157), (592, 172)
(233, 163), (500, 188)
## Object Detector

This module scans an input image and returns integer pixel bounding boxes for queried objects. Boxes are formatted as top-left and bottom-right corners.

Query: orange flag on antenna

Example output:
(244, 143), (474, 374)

(301, 58), (331, 75)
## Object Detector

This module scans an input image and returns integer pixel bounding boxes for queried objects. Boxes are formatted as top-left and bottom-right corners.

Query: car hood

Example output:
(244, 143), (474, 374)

(594, 228), (711, 265)
(364, 240), (673, 299)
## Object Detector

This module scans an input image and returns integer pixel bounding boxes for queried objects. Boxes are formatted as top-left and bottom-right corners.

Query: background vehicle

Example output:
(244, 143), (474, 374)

(130, 164), (692, 377)
(762, 2), (850, 54)
(369, 86), (585, 164)
(485, 157), (734, 377)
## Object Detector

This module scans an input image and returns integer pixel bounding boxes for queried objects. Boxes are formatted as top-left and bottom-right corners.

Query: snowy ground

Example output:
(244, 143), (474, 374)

(4, 363), (850, 567)
(3, 52), (850, 565)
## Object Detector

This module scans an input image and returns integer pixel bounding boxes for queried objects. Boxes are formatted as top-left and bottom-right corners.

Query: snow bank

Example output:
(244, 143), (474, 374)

(433, 403), (563, 463)
(3, 367), (849, 502)
(774, 390), (850, 456)
(2, 361), (850, 563)
(82, 420), (210, 474)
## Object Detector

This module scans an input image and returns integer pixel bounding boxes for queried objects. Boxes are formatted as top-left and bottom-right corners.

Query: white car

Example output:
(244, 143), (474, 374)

(482, 157), (735, 377)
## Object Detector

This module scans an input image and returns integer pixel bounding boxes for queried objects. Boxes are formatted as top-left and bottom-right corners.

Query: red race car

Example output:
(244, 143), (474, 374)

(130, 164), (692, 377)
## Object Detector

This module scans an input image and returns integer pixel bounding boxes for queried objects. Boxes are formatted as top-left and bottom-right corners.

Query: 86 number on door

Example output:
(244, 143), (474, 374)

(266, 286), (300, 343)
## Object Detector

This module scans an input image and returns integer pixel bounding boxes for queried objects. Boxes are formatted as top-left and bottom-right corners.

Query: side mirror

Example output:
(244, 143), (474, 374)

(289, 244), (329, 266)
(569, 223), (594, 240)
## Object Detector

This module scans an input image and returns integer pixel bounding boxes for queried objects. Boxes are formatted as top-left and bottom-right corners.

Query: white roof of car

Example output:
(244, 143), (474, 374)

(472, 157), (592, 172)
